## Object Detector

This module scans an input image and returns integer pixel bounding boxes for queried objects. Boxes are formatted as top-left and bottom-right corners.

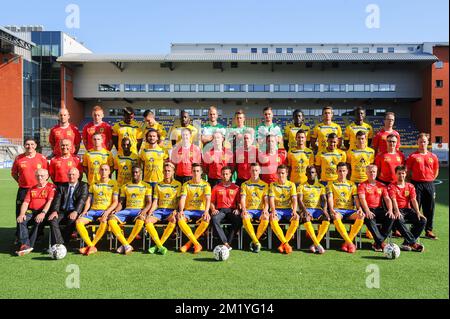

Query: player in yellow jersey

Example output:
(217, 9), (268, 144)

(240, 163), (269, 253)
(269, 165), (299, 254)
(108, 166), (152, 255)
(112, 107), (144, 155)
(177, 163), (211, 254)
(168, 110), (199, 145)
(327, 162), (365, 253)
(139, 128), (169, 188)
(76, 164), (119, 255)
(82, 133), (114, 185)
(145, 162), (181, 255)
(346, 131), (375, 184)
(297, 166), (330, 254)
(310, 106), (342, 153)
(142, 110), (167, 147)
(284, 110), (310, 151)
(315, 133), (346, 184)
(287, 129), (314, 185)
(344, 107), (373, 150)
(114, 137), (139, 187)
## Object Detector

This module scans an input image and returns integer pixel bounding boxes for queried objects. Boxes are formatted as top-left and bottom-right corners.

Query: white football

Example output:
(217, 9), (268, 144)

(213, 245), (230, 261)
(50, 244), (67, 260)
(383, 243), (401, 260)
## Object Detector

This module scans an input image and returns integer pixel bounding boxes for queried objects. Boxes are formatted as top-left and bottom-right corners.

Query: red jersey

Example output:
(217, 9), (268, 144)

(82, 121), (113, 151)
(235, 146), (257, 180)
(170, 144), (202, 177)
(11, 153), (49, 188)
(258, 149), (287, 184)
(358, 181), (388, 208)
(388, 182), (416, 209)
(211, 183), (240, 209)
(202, 147), (234, 179)
(23, 182), (56, 211)
(375, 151), (405, 183)
(49, 155), (82, 183)
(49, 124), (82, 156)
(406, 151), (439, 182)
(372, 128), (400, 154)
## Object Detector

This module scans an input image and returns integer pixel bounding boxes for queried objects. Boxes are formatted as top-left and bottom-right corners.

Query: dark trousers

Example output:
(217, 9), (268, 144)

(394, 208), (427, 245)
(49, 211), (77, 245)
(412, 181), (436, 232)
(18, 210), (42, 248)
(15, 187), (30, 237)
(208, 178), (222, 188)
(175, 175), (192, 184)
(364, 208), (394, 245)
(212, 208), (242, 245)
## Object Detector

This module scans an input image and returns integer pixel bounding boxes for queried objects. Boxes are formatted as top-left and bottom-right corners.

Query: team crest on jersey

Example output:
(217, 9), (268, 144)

(405, 191), (409, 196)
(31, 191), (37, 197)
(396, 157), (401, 162)
(67, 131), (72, 136)
(416, 158), (422, 163)
(229, 190), (235, 195)
(123, 165), (128, 171)
(428, 158), (434, 163)
(131, 194), (137, 198)
(94, 161), (100, 166)
(309, 193), (314, 198)
(377, 189), (382, 194)
(280, 194), (286, 199)
(98, 191), (104, 197)
(20, 163), (27, 168)
(37, 164), (42, 169)
(194, 193), (199, 198)
(99, 128), (104, 133)
(41, 190), (47, 197)
(366, 189), (372, 194)
(68, 161), (72, 167)
(359, 158), (366, 164)
(150, 158), (154, 162)
(165, 193), (170, 198)
(340, 192), (346, 197)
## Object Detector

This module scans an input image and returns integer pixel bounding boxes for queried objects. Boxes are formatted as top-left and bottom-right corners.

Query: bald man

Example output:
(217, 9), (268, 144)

(49, 108), (82, 157)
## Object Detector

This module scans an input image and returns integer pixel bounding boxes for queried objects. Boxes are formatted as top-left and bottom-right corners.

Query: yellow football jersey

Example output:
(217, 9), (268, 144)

(89, 179), (119, 210)
(240, 180), (269, 210)
(142, 121), (167, 141)
(344, 122), (373, 150)
(114, 153), (139, 187)
(284, 123), (311, 150)
(82, 149), (114, 184)
(168, 124), (199, 144)
(120, 181), (152, 209)
(327, 180), (357, 210)
(311, 122), (342, 153)
(112, 120), (144, 155)
(297, 181), (326, 209)
(269, 181), (297, 209)
(346, 147), (375, 183)
(181, 180), (211, 211)
(287, 147), (314, 184)
(139, 146), (169, 183)
(153, 180), (182, 210)
(315, 149), (347, 182)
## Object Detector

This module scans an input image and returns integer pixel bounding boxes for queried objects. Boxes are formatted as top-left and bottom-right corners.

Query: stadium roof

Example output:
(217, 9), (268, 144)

(0, 26), (35, 50)
(58, 52), (438, 63)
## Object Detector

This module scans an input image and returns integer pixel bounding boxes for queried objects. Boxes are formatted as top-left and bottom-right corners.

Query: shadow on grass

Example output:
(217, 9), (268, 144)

(361, 256), (389, 260)
(193, 257), (217, 262)
(31, 256), (53, 261)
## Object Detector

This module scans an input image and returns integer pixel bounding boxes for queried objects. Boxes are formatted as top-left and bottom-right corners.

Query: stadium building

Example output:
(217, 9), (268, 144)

(0, 26), (448, 158)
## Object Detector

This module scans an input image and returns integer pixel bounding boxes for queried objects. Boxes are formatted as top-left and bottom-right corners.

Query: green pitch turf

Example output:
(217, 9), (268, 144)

(0, 169), (448, 299)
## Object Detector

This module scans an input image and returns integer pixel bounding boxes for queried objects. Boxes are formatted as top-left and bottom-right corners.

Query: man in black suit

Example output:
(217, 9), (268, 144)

(48, 167), (88, 246)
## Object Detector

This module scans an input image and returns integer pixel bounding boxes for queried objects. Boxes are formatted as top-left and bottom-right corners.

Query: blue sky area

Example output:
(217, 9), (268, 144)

(1, 0), (448, 53)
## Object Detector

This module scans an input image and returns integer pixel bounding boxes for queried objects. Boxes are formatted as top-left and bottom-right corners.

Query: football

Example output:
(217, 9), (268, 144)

(49, 244), (67, 260)
(383, 243), (401, 260)
(213, 245), (230, 261)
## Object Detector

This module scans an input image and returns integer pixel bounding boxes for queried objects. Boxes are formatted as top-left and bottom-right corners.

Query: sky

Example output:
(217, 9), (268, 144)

(1, 0), (448, 53)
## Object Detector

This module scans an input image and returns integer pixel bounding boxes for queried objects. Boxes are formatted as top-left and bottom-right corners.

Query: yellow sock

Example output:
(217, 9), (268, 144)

(76, 222), (93, 247)
(243, 218), (259, 244)
(178, 219), (200, 246)
(127, 219), (145, 244)
(270, 219), (287, 244)
(91, 222), (107, 246)
(316, 221), (330, 243)
(333, 219), (353, 244)
(256, 219), (269, 239)
(349, 219), (364, 241)
(304, 221), (320, 246)
(146, 223), (163, 248)
(285, 219), (299, 242)
(193, 221), (209, 240)
(108, 219), (129, 246)
(160, 222), (176, 245)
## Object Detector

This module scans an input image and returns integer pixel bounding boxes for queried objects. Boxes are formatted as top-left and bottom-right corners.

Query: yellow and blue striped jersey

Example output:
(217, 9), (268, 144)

(297, 181), (326, 209)
(287, 147), (314, 184)
(112, 120), (144, 155)
(82, 149), (114, 184)
(346, 147), (375, 183)
(326, 180), (357, 210)
(120, 181), (152, 209)
(240, 180), (269, 210)
(315, 149), (347, 182)
(311, 122), (342, 153)
(89, 179), (119, 210)
(344, 122), (373, 150)
(153, 180), (182, 210)
(284, 123), (311, 149)
(269, 181), (297, 209)
(181, 180), (211, 211)
(114, 153), (139, 187)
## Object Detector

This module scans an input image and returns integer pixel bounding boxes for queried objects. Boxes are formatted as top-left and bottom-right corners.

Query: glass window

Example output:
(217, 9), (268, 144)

(306, 48), (313, 53)
(390, 84), (396, 91)
(99, 84), (120, 92)
(251, 48), (257, 53)
(204, 48), (215, 53)
(388, 47), (395, 53)
(354, 84), (364, 92)
(198, 84), (220, 92)
(377, 47), (384, 53)
(231, 48), (238, 53)
(314, 84), (321, 92)
(248, 84), (270, 92)
(276, 48), (282, 53)
(435, 118), (443, 125)
(436, 80), (444, 88)
(124, 84), (146, 92)
(330, 84), (340, 92)
(436, 98), (443, 106)
(352, 47), (358, 53)
(363, 47), (369, 53)
(323, 84), (329, 92)
(51, 45), (60, 57)
(304, 84), (314, 92)
(372, 84), (379, 92)
(379, 84), (390, 92)
(262, 48), (268, 54)
(332, 48), (339, 53)
(287, 48), (293, 53)
(365, 84), (371, 92)
(274, 84), (295, 92)
(435, 136), (443, 143)
(435, 61), (444, 69)
(174, 84), (196, 92)
(408, 47), (415, 52)
(148, 84), (170, 92)
(224, 84), (245, 92)
(41, 45), (51, 56)
(298, 84), (304, 92)
(340, 84), (346, 92)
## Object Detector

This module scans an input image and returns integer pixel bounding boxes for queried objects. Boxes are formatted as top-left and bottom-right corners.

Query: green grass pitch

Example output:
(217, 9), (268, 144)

(0, 168), (448, 299)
